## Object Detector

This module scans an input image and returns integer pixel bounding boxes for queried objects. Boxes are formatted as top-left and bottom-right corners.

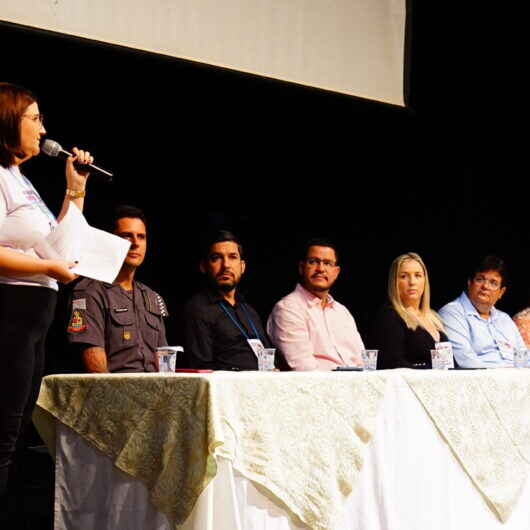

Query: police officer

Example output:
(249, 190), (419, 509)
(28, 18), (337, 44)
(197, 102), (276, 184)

(67, 205), (168, 372)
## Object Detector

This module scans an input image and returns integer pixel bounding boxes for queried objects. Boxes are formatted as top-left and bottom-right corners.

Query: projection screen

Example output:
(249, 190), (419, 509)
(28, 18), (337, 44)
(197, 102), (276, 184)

(1, 0), (407, 106)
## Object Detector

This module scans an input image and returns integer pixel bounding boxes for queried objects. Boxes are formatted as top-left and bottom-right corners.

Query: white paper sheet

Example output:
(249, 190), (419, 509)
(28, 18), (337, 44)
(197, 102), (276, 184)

(45, 201), (87, 262)
(38, 203), (130, 283)
(70, 225), (130, 283)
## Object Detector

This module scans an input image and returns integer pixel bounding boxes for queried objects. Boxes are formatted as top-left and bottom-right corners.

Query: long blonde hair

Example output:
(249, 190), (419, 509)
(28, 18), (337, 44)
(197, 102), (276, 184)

(388, 252), (444, 332)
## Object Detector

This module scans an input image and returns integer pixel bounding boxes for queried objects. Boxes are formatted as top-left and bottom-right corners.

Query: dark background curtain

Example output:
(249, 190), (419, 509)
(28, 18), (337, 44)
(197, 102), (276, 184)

(1, 2), (527, 364)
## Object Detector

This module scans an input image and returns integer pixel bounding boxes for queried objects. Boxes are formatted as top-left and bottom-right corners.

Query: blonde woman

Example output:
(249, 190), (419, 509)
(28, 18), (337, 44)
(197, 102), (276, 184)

(370, 252), (447, 369)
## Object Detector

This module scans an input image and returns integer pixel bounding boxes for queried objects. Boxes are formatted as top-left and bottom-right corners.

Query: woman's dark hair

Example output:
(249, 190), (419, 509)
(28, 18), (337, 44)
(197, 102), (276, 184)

(200, 230), (244, 260)
(469, 255), (508, 287)
(0, 83), (37, 168)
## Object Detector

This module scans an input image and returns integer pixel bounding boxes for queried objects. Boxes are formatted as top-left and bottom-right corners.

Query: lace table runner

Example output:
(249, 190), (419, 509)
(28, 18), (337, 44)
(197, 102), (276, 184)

(402, 369), (530, 522)
(35, 371), (386, 529)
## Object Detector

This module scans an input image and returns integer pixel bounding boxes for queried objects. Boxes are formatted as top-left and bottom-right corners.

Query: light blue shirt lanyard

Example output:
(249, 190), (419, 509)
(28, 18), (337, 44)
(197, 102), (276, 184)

(219, 301), (261, 341)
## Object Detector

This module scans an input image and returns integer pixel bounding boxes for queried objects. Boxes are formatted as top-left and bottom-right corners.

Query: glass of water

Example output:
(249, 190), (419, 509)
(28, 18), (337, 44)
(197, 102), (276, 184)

(257, 348), (276, 371)
(514, 348), (528, 369)
(431, 349), (446, 370)
(361, 350), (378, 371)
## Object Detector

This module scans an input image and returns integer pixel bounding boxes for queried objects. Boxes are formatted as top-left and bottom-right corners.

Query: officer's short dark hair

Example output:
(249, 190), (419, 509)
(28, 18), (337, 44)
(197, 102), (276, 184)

(300, 237), (340, 265)
(469, 255), (508, 287)
(111, 205), (147, 232)
(201, 230), (244, 260)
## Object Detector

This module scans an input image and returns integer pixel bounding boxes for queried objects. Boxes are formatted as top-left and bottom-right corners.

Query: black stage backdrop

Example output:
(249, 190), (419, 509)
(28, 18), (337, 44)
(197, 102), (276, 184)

(1, 3), (527, 369)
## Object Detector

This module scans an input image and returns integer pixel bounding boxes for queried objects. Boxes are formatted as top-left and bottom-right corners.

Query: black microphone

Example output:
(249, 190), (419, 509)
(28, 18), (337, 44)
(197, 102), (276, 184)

(40, 139), (113, 182)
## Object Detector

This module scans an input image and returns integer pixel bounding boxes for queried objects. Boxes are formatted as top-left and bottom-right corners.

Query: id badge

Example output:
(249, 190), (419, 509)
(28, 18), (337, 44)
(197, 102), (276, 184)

(247, 338), (265, 358)
(498, 340), (515, 360)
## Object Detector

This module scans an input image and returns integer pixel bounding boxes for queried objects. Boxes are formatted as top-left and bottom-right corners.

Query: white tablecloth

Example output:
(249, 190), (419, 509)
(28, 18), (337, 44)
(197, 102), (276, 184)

(50, 374), (530, 530)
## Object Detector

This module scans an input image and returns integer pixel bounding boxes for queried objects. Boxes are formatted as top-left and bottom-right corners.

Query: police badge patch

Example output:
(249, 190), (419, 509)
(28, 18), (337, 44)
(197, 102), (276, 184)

(67, 310), (87, 333)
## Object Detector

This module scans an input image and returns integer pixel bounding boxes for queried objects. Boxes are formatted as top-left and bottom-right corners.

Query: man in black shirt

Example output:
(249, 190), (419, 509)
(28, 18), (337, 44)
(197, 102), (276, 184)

(183, 230), (274, 370)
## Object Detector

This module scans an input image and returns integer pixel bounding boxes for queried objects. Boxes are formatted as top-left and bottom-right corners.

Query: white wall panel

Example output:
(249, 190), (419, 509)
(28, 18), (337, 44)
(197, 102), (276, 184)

(2, 0), (406, 105)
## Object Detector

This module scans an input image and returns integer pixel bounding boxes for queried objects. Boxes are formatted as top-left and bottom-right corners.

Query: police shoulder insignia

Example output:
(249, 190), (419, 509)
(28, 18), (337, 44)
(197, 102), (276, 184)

(156, 294), (168, 317)
(67, 310), (87, 333)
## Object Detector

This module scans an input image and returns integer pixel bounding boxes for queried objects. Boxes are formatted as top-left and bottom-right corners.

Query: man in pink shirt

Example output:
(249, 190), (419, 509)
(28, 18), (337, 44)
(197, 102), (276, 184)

(267, 238), (364, 370)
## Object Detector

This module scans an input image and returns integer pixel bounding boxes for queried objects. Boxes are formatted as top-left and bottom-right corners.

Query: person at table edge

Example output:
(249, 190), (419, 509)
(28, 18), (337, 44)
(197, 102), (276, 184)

(267, 238), (364, 370)
(66, 205), (169, 372)
(438, 255), (525, 368)
(183, 230), (279, 370)
(513, 304), (530, 348)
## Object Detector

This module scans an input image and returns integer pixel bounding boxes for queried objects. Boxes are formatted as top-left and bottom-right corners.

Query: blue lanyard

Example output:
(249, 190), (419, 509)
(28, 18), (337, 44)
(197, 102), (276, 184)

(219, 301), (261, 341)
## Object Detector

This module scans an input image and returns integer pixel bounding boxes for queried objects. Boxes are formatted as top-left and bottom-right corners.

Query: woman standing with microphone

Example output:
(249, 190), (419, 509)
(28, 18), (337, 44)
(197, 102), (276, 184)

(0, 82), (93, 510)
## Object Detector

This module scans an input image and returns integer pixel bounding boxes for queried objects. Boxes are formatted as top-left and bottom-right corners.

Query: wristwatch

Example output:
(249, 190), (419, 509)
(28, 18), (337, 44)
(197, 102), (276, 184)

(65, 188), (86, 198)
